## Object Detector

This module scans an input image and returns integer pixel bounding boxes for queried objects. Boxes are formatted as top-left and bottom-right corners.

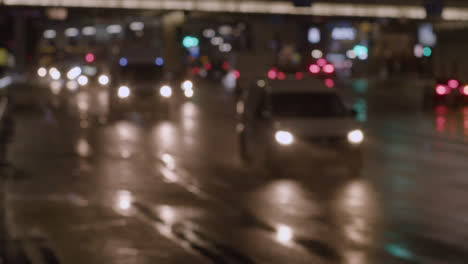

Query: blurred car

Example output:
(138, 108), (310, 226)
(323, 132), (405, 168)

(237, 78), (363, 176)
(108, 63), (172, 118)
(424, 78), (468, 108)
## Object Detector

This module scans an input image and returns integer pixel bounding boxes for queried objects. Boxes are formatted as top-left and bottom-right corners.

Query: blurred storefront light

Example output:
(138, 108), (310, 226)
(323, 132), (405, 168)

(308, 27), (320, 44)
(119, 57), (128, 66)
(413, 44), (424, 58)
(218, 25), (233, 35)
(203, 28), (215, 38)
(129, 21), (144, 31)
(331, 27), (356, 40)
(155, 57), (164, 66)
(211, 37), (223, 46)
(106, 24), (122, 34)
(311, 49), (323, 59)
(418, 23), (437, 47)
(82, 26), (96, 36)
(43, 29), (56, 39)
(346, 50), (357, 59)
(219, 43), (232, 52)
(64, 27), (79, 37)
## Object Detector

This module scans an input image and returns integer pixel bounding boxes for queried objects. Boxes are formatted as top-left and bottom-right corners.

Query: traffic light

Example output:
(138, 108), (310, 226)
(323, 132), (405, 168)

(183, 36), (199, 48)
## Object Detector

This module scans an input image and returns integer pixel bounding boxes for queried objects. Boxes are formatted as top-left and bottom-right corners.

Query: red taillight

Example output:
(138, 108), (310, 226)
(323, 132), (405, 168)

(295, 72), (303, 80)
(204, 62), (212, 71)
(435, 84), (449, 95)
(317, 58), (327, 67)
(324, 78), (334, 88)
(222, 62), (230, 71)
(309, 64), (320, 74)
(192, 67), (200, 75)
(448, 79), (459, 89)
(85, 53), (95, 63)
(323, 64), (335, 74)
(233, 70), (240, 79)
(277, 72), (286, 80)
(268, 69), (277, 79)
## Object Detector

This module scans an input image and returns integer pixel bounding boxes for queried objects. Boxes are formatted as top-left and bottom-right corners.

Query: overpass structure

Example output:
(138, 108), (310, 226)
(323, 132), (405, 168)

(2, 0), (468, 21)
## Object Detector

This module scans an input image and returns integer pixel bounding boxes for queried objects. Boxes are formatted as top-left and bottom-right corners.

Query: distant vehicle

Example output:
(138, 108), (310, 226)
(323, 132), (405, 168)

(428, 27), (468, 107)
(424, 78), (468, 108)
(237, 78), (363, 176)
(108, 63), (172, 118)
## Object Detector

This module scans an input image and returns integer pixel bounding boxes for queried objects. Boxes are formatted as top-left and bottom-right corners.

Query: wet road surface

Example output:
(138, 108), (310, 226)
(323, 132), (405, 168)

(3, 79), (468, 263)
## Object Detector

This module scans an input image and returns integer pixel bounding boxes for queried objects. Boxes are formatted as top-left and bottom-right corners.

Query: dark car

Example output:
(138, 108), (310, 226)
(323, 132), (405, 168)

(108, 63), (173, 118)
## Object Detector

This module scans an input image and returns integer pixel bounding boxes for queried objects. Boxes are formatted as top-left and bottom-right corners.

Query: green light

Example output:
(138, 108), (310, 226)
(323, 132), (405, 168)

(183, 36), (199, 48)
(385, 244), (413, 261)
(353, 45), (368, 56)
(423, 47), (432, 57)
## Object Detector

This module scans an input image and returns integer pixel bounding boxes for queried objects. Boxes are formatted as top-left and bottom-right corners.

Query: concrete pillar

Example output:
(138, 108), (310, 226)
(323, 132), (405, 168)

(161, 11), (185, 75)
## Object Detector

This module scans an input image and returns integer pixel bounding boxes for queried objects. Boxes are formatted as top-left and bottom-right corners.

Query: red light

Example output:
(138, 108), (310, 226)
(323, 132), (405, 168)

(222, 62), (230, 71)
(435, 105), (448, 115)
(309, 64), (320, 74)
(233, 70), (240, 79)
(435, 85), (448, 95)
(317, 58), (327, 67)
(324, 79), (334, 88)
(267, 70), (277, 80)
(277, 72), (286, 80)
(436, 116), (446, 133)
(85, 53), (95, 63)
(204, 63), (212, 71)
(295, 72), (303, 80)
(192, 67), (200, 75)
(448, 79), (459, 89)
(323, 64), (335, 74)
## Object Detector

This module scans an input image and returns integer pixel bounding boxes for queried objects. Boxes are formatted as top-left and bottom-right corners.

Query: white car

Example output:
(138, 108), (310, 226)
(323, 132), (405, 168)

(238, 78), (363, 176)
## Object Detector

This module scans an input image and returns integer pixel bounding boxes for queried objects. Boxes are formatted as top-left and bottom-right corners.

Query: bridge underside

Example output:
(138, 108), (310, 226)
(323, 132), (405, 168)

(2, 0), (468, 21)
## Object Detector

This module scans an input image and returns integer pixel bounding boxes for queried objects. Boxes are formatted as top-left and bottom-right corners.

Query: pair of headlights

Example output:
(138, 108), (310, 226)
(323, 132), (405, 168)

(117, 85), (173, 99)
(274, 129), (364, 146)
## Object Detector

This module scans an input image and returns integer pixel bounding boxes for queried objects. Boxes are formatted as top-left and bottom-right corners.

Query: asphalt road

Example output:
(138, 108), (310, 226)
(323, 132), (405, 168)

(3, 78), (468, 264)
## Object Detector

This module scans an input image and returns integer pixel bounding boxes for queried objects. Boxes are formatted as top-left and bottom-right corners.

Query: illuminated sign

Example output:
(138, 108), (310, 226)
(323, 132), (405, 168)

(308, 27), (321, 44)
(331, 27), (357, 40)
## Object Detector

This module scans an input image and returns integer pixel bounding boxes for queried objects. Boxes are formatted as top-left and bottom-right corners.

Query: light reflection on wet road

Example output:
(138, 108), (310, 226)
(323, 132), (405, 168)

(5, 80), (468, 263)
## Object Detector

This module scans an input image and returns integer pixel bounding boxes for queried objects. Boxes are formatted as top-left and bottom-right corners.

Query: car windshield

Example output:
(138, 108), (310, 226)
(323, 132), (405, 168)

(271, 93), (347, 118)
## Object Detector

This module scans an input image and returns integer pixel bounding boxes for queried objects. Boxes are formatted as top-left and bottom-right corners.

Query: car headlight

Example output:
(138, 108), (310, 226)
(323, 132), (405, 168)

(37, 67), (47, 77)
(67, 66), (82, 80)
(181, 80), (193, 91)
(49, 67), (61, 80)
(77, 75), (88, 86)
(347, 129), (364, 144)
(275, 130), (294, 146)
(160, 85), (172, 98)
(98, 75), (110, 86)
(118, 86), (130, 99)
(184, 88), (194, 98)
